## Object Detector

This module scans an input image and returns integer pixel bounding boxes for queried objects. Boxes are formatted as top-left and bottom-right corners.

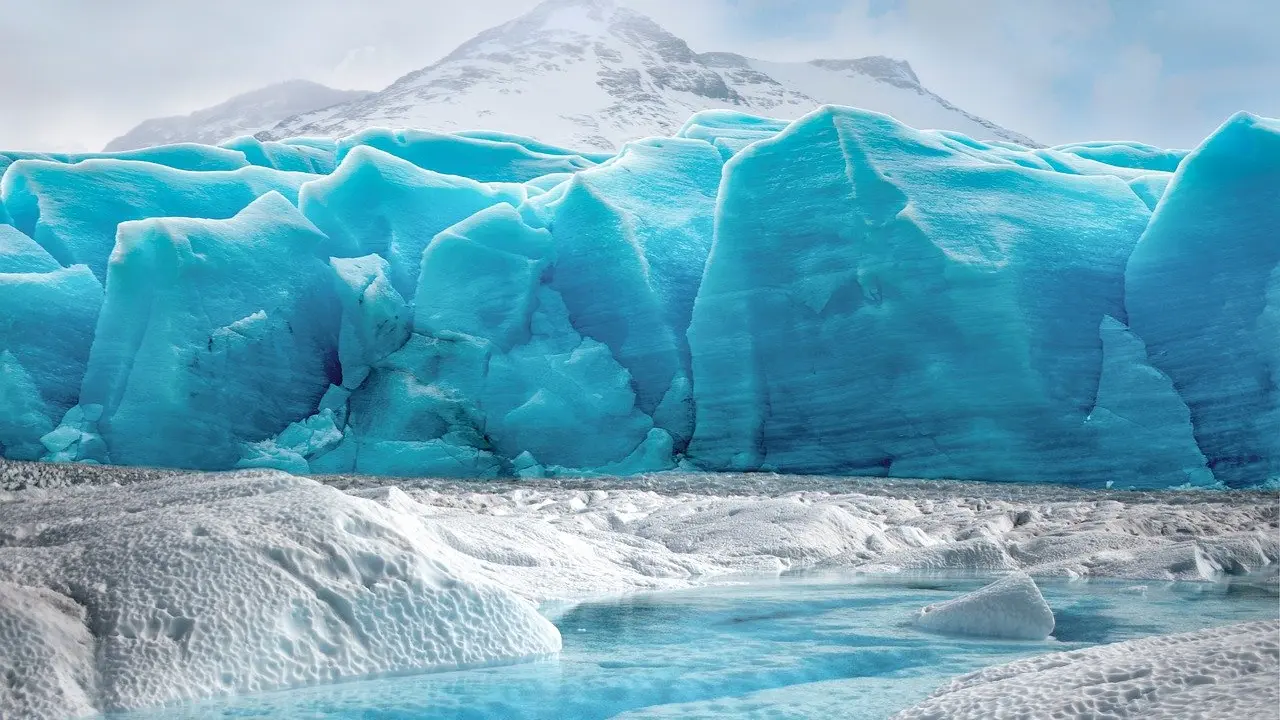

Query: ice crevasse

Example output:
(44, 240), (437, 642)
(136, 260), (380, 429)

(1, 107), (1277, 488)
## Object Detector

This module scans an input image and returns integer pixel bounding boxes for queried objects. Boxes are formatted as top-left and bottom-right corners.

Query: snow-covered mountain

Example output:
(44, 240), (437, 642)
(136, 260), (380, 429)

(262, 0), (1036, 150)
(103, 80), (371, 152)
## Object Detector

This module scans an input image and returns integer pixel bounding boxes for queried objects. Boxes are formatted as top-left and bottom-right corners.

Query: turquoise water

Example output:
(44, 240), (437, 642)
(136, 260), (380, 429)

(113, 573), (1279, 720)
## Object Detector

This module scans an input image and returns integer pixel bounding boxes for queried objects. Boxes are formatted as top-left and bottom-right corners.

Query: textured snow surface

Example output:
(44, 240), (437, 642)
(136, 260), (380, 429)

(262, 0), (1034, 150)
(913, 572), (1055, 640)
(336, 475), (1278, 600)
(0, 582), (98, 720)
(893, 620), (1280, 720)
(0, 471), (560, 718)
(0, 466), (1275, 717)
(2, 105), (1278, 487)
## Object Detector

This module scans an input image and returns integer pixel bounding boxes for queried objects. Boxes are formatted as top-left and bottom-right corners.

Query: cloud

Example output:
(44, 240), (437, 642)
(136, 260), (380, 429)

(0, 0), (546, 150)
(0, 0), (1274, 151)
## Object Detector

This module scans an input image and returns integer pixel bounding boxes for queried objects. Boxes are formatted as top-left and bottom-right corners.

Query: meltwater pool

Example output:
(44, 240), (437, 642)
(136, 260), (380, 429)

(110, 572), (1279, 719)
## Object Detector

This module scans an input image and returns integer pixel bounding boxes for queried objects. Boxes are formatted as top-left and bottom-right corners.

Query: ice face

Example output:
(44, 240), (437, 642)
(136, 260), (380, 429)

(0, 225), (103, 460)
(1, 158), (316, 280)
(75, 192), (342, 469)
(334, 129), (601, 183)
(0, 108), (1276, 486)
(1124, 113), (1280, 487)
(688, 106), (1154, 482)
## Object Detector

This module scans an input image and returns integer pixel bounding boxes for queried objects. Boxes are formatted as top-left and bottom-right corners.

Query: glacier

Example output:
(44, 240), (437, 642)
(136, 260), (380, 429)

(1, 106), (1277, 488)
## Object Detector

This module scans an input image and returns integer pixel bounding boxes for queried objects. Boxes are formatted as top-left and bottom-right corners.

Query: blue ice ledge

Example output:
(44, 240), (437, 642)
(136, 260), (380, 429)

(1, 108), (1277, 489)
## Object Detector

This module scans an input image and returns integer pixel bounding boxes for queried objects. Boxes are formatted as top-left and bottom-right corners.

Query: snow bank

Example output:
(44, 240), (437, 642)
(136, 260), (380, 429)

(0, 582), (97, 720)
(344, 473), (1278, 601)
(893, 620), (1280, 719)
(0, 471), (560, 719)
(0, 466), (1274, 716)
(912, 572), (1055, 640)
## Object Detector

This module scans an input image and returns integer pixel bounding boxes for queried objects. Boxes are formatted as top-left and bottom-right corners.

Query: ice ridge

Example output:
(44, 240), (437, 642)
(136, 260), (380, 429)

(1, 108), (1277, 488)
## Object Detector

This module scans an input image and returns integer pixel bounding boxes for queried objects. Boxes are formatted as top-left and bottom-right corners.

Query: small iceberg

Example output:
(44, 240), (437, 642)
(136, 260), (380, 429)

(912, 572), (1055, 641)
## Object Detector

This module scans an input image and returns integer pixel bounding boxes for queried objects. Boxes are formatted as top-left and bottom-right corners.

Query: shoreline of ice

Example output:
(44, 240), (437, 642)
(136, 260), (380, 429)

(1, 463), (1276, 718)
(892, 619), (1280, 719)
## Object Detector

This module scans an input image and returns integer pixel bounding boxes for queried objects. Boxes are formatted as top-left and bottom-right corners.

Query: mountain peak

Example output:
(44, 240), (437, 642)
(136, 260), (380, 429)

(440, 0), (670, 63)
(260, 3), (1036, 150)
(529, 0), (620, 18)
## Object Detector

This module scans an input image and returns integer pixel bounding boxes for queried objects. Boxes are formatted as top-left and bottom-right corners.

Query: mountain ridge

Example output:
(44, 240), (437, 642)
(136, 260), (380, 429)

(108, 0), (1035, 152)
(263, 0), (1036, 149)
(103, 80), (371, 152)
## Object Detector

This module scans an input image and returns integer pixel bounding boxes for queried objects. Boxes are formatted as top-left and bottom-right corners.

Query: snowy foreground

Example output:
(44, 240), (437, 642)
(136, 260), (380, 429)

(894, 620), (1280, 720)
(0, 465), (1275, 718)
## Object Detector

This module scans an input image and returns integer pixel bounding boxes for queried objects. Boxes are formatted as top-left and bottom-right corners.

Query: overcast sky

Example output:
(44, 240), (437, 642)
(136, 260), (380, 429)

(0, 0), (1275, 151)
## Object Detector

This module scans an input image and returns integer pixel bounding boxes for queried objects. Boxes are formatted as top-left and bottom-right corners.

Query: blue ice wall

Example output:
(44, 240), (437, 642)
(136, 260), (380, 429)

(335, 129), (601, 183)
(0, 226), (102, 460)
(685, 107), (1161, 484)
(1, 108), (1275, 487)
(1124, 113), (1280, 487)
(1, 159), (315, 280)
(75, 192), (341, 469)
(220, 136), (341, 174)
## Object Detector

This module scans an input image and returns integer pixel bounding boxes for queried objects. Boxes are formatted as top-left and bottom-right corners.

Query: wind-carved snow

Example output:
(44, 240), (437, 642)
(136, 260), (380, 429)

(0, 466), (1275, 718)
(0, 471), (560, 719)
(892, 620), (1280, 720)
(262, 0), (1035, 150)
(0, 582), (98, 719)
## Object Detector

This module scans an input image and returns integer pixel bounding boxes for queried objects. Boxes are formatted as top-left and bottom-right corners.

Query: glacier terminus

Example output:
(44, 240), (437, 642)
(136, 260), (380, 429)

(0, 106), (1277, 489)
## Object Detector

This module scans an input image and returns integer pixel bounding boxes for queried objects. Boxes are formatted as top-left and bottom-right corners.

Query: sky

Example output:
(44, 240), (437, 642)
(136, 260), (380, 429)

(0, 0), (1275, 151)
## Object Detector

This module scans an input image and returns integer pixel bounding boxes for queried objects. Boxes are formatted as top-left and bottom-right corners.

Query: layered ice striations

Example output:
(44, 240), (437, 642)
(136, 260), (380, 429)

(1, 107), (1277, 487)
(1124, 113), (1280, 487)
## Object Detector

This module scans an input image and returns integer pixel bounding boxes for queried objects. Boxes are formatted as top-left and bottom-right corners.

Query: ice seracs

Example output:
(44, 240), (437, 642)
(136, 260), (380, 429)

(1124, 112), (1280, 487)
(2, 106), (1278, 487)
(912, 572), (1055, 641)
(75, 192), (343, 470)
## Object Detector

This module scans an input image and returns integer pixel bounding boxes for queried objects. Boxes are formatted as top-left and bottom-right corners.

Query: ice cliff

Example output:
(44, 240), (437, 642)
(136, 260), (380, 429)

(1, 107), (1277, 488)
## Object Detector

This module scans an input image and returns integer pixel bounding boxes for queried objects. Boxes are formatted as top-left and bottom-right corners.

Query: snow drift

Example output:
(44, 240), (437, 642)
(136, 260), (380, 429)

(1, 107), (1277, 487)
(893, 620), (1280, 720)
(0, 471), (560, 719)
